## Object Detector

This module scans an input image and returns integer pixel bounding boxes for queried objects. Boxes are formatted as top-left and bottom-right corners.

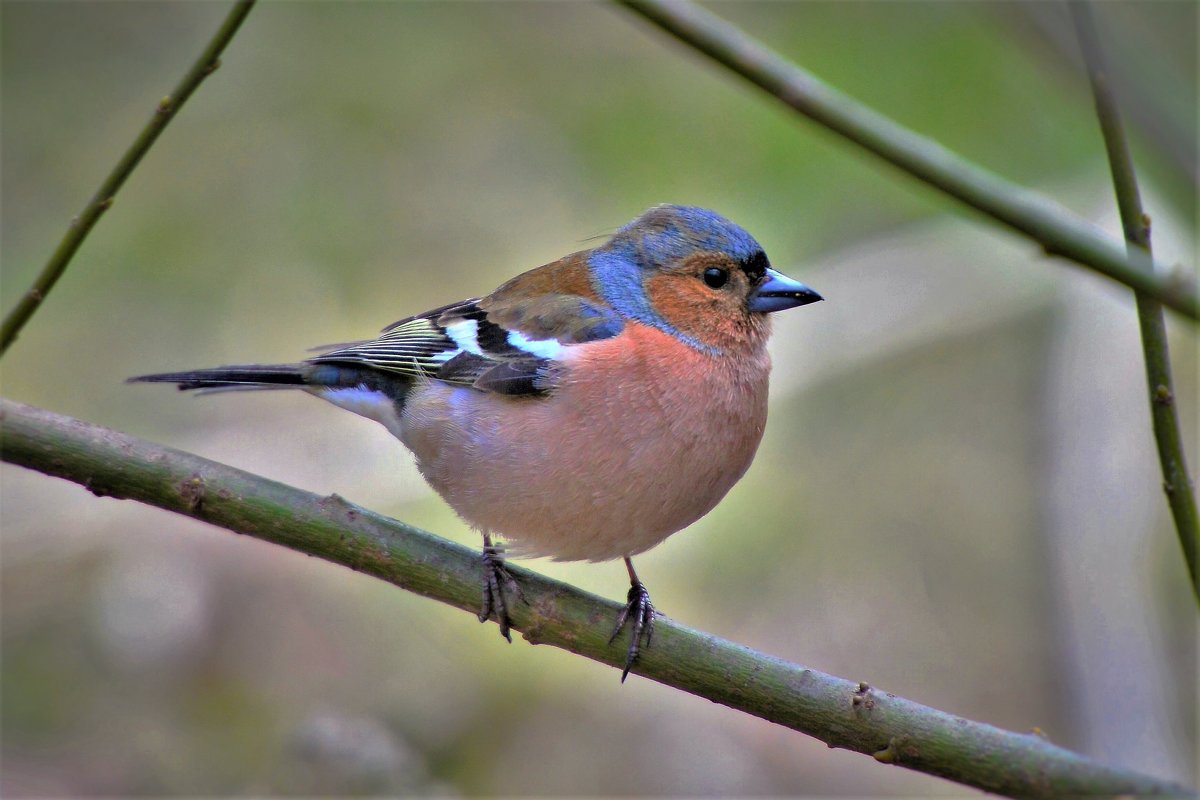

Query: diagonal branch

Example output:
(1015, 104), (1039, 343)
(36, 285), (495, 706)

(614, 0), (1199, 321)
(0, 397), (1191, 799)
(0, 0), (257, 357)
(1071, 2), (1199, 603)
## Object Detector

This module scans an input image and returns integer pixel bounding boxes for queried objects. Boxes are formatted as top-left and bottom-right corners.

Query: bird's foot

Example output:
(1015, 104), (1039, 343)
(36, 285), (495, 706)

(608, 580), (656, 682)
(479, 542), (522, 642)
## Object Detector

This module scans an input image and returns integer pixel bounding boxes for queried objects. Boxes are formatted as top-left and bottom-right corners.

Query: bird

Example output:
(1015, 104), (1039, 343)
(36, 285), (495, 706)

(130, 204), (822, 680)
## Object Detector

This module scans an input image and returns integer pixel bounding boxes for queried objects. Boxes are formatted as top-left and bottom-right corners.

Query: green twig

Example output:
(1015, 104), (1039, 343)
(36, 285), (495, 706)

(0, 0), (257, 357)
(0, 397), (1193, 799)
(614, 0), (1199, 321)
(1071, 2), (1199, 604)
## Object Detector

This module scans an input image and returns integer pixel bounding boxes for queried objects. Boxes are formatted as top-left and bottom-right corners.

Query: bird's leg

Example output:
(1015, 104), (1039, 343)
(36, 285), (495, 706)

(479, 533), (522, 642)
(608, 557), (656, 682)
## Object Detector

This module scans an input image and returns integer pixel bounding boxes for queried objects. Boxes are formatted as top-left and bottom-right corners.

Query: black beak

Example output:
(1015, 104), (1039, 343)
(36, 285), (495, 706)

(748, 268), (823, 313)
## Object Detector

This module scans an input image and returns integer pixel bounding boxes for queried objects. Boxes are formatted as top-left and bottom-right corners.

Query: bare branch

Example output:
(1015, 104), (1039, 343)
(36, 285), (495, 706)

(1071, 1), (1199, 603)
(0, 0), (257, 356)
(614, 0), (1198, 320)
(1, 397), (1191, 799)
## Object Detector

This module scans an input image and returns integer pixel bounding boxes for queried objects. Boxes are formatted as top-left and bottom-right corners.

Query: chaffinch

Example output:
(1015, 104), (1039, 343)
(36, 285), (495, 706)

(132, 204), (822, 680)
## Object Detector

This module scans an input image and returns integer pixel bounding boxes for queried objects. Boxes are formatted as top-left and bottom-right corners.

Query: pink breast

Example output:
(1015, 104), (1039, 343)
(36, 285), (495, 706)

(400, 325), (771, 562)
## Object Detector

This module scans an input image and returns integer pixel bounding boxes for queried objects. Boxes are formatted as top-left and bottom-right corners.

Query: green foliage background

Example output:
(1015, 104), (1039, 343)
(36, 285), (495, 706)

(2, 2), (1196, 795)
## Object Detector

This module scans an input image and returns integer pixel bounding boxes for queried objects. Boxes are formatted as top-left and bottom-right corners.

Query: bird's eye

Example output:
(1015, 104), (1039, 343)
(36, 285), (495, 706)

(703, 267), (730, 289)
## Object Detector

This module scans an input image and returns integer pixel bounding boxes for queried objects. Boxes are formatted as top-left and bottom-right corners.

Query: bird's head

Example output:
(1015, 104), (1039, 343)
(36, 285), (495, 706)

(588, 205), (822, 355)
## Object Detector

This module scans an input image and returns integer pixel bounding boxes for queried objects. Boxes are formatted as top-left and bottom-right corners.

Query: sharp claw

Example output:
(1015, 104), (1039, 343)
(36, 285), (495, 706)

(608, 605), (632, 645)
(479, 542), (514, 642)
(479, 563), (493, 624)
(609, 581), (655, 682)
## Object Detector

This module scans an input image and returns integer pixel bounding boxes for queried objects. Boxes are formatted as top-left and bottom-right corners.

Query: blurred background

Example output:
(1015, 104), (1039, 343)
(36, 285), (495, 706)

(2, 1), (1196, 796)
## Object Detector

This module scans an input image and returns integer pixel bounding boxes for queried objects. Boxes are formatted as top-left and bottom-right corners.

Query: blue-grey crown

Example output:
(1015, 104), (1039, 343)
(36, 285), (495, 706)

(586, 205), (764, 354)
(602, 204), (763, 270)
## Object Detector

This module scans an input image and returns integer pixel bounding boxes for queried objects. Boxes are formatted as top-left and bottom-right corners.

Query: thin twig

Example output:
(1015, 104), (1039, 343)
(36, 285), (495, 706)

(0, 397), (1192, 799)
(1071, 2), (1199, 603)
(0, 0), (257, 357)
(614, 0), (1199, 321)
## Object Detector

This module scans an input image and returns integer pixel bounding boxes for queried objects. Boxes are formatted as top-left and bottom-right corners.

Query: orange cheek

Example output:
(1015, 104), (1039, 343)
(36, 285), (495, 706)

(644, 273), (753, 351)
(645, 274), (717, 326)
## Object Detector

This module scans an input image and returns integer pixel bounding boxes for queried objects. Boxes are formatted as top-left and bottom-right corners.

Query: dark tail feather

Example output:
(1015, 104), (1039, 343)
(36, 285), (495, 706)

(128, 364), (308, 391)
